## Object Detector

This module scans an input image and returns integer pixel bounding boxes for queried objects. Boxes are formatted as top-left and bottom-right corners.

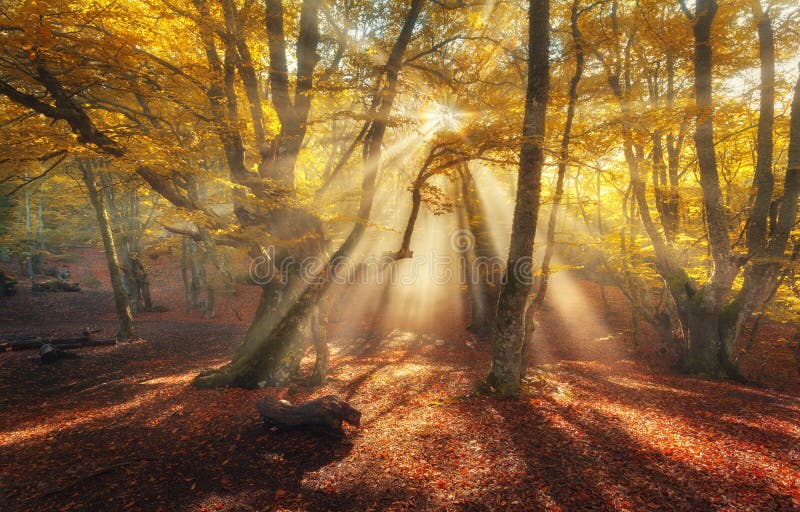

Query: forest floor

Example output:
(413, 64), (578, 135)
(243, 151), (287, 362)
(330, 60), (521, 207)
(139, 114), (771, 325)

(1, 249), (800, 511)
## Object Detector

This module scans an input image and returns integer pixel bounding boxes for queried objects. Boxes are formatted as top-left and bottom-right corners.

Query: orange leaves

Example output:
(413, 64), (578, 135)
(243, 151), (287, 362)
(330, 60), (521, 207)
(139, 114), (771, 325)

(4, 276), (800, 512)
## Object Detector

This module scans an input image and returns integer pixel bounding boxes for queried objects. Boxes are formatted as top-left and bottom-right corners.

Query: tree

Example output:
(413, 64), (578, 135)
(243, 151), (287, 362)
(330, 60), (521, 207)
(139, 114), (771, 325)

(194, 0), (427, 388)
(78, 159), (135, 339)
(483, 0), (550, 396)
(526, 0), (592, 345)
(588, 0), (800, 377)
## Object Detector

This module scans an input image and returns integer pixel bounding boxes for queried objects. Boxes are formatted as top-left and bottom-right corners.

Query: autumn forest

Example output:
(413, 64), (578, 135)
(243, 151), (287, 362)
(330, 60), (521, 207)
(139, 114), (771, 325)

(1, 0), (800, 510)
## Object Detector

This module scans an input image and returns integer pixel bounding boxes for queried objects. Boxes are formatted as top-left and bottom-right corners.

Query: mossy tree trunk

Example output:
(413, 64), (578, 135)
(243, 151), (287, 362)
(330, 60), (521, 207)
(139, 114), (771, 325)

(194, 0), (425, 389)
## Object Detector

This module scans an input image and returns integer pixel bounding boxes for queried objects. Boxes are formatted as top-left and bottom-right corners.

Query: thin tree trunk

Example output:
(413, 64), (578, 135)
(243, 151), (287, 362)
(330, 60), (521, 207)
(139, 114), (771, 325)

(746, 1), (775, 257)
(80, 160), (134, 339)
(664, 52), (684, 239)
(189, 239), (201, 307)
(24, 176), (33, 277)
(525, 0), (588, 350)
(181, 236), (192, 312)
(459, 163), (495, 338)
(337, 0), (425, 259)
(531, 0), (585, 313)
(262, 0), (321, 190)
(397, 146), (442, 258)
(693, 0), (735, 292)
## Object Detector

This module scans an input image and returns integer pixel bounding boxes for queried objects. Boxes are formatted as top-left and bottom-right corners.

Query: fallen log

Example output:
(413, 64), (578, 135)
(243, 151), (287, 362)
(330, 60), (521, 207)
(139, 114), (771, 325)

(9, 337), (116, 351)
(257, 395), (361, 433)
(32, 279), (80, 293)
(40, 343), (79, 364)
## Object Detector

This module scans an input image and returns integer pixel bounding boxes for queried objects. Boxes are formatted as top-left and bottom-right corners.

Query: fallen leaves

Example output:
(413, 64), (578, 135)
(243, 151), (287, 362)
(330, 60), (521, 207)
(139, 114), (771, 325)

(1, 279), (800, 511)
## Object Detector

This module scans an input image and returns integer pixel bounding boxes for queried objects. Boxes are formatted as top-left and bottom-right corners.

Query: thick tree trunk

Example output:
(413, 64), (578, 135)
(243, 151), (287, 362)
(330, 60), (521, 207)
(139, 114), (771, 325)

(484, 0), (549, 396)
(676, 2), (798, 379)
(678, 298), (724, 376)
(80, 160), (134, 339)
(195, 272), (323, 389)
(193, 0), (424, 390)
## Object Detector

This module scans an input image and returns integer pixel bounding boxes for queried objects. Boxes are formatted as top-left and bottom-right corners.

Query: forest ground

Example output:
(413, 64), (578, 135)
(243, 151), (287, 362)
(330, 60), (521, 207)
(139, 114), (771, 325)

(1, 248), (800, 512)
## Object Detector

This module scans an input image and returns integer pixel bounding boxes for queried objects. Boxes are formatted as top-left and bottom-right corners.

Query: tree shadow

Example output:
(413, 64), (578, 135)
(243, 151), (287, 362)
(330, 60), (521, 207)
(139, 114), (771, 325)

(3, 385), (359, 512)
(563, 364), (800, 455)
(449, 391), (795, 511)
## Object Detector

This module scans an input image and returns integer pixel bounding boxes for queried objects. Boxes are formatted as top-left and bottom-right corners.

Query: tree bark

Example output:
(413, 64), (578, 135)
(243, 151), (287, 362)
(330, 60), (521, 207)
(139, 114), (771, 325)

(693, 0), (736, 294)
(531, 0), (585, 313)
(181, 236), (192, 312)
(612, 2), (800, 379)
(664, 51), (685, 240)
(484, 0), (549, 396)
(458, 164), (497, 339)
(194, 0), (425, 389)
(257, 395), (361, 433)
(262, 0), (322, 190)
(336, 0), (425, 259)
(746, 1), (775, 257)
(79, 160), (134, 339)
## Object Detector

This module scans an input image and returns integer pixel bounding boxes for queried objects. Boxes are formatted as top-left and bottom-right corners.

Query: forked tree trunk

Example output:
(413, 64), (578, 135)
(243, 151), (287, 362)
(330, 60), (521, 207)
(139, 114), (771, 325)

(80, 160), (134, 339)
(484, 0), (549, 396)
(678, 297), (725, 375)
(675, 1), (796, 379)
(194, 0), (425, 389)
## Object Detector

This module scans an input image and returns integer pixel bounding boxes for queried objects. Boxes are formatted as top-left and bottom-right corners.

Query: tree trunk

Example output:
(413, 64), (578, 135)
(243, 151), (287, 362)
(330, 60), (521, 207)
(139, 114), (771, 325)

(80, 160), (134, 339)
(530, 0), (585, 315)
(484, 0), (549, 396)
(676, 1), (794, 379)
(746, 1), (775, 257)
(693, 0), (735, 289)
(664, 52), (684, 240)
(262, 0), (321, 190)
(397, 146), (442, 259)
(194, 0), (425, 389)
(130, 255), (152, 312)
(181, 236), (192, 312)
(677, 295), (721, 375)
(459, 163), (496, 339)
(189, 240), (204, 308)
(309, 302), (329, 385)
(24, 177), (33, 278)
(195, 270), (323, 389)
